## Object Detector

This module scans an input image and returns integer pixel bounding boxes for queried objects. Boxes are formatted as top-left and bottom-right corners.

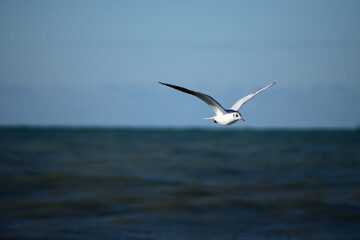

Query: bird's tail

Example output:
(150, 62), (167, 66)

(203, 117), (215, 121)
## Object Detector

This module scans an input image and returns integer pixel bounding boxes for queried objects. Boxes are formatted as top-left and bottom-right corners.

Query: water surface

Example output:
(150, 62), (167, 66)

(1, 128), (359, 239)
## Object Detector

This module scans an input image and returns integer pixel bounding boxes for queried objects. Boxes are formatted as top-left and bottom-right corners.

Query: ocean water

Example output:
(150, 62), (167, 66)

(0, 127), (359, 240)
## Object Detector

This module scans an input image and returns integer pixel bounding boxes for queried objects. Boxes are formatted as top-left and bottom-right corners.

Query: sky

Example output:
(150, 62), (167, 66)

(0, 0), (359, 128)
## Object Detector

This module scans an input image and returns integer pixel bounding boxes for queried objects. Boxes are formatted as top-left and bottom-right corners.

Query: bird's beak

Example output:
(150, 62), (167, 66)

(240, 117), (245, 121)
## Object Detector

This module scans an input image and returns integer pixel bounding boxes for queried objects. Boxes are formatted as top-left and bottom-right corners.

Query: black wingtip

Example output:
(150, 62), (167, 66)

(158, 82), (195, 95)
(159, 82), (172, 87)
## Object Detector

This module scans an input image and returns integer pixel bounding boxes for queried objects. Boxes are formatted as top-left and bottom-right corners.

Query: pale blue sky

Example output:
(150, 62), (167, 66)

(1, 0), (359, 128)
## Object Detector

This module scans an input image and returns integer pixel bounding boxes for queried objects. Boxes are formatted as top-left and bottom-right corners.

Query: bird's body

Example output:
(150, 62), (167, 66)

(204, 110), (242, 125)
(159, 81), (277, 126)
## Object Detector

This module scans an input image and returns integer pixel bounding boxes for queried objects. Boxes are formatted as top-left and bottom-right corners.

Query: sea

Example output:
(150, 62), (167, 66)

(0, 127), (359, 240)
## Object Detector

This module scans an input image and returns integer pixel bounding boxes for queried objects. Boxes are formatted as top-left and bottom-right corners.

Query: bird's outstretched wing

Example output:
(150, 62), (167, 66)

(159, 82), (226, 116)
(230, 82), (277, 111)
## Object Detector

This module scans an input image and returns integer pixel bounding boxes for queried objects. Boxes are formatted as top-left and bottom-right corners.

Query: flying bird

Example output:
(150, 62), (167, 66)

(159, 81), (277, 125)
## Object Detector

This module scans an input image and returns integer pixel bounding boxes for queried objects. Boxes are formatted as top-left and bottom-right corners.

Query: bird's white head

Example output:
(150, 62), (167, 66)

(232, 112), (245, 121)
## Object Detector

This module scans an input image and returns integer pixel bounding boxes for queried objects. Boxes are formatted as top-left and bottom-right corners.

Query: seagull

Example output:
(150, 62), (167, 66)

(159, 81), (277, 125)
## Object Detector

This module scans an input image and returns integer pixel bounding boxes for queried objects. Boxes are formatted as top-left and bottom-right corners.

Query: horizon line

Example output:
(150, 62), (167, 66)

(0, 124), (357, 131)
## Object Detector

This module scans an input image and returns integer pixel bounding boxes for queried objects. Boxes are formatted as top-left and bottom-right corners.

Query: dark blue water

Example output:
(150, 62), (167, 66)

(1, 127), (360, 239)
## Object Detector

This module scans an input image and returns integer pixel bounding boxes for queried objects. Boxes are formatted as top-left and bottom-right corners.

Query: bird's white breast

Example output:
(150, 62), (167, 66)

(214, 114), (238, 125)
